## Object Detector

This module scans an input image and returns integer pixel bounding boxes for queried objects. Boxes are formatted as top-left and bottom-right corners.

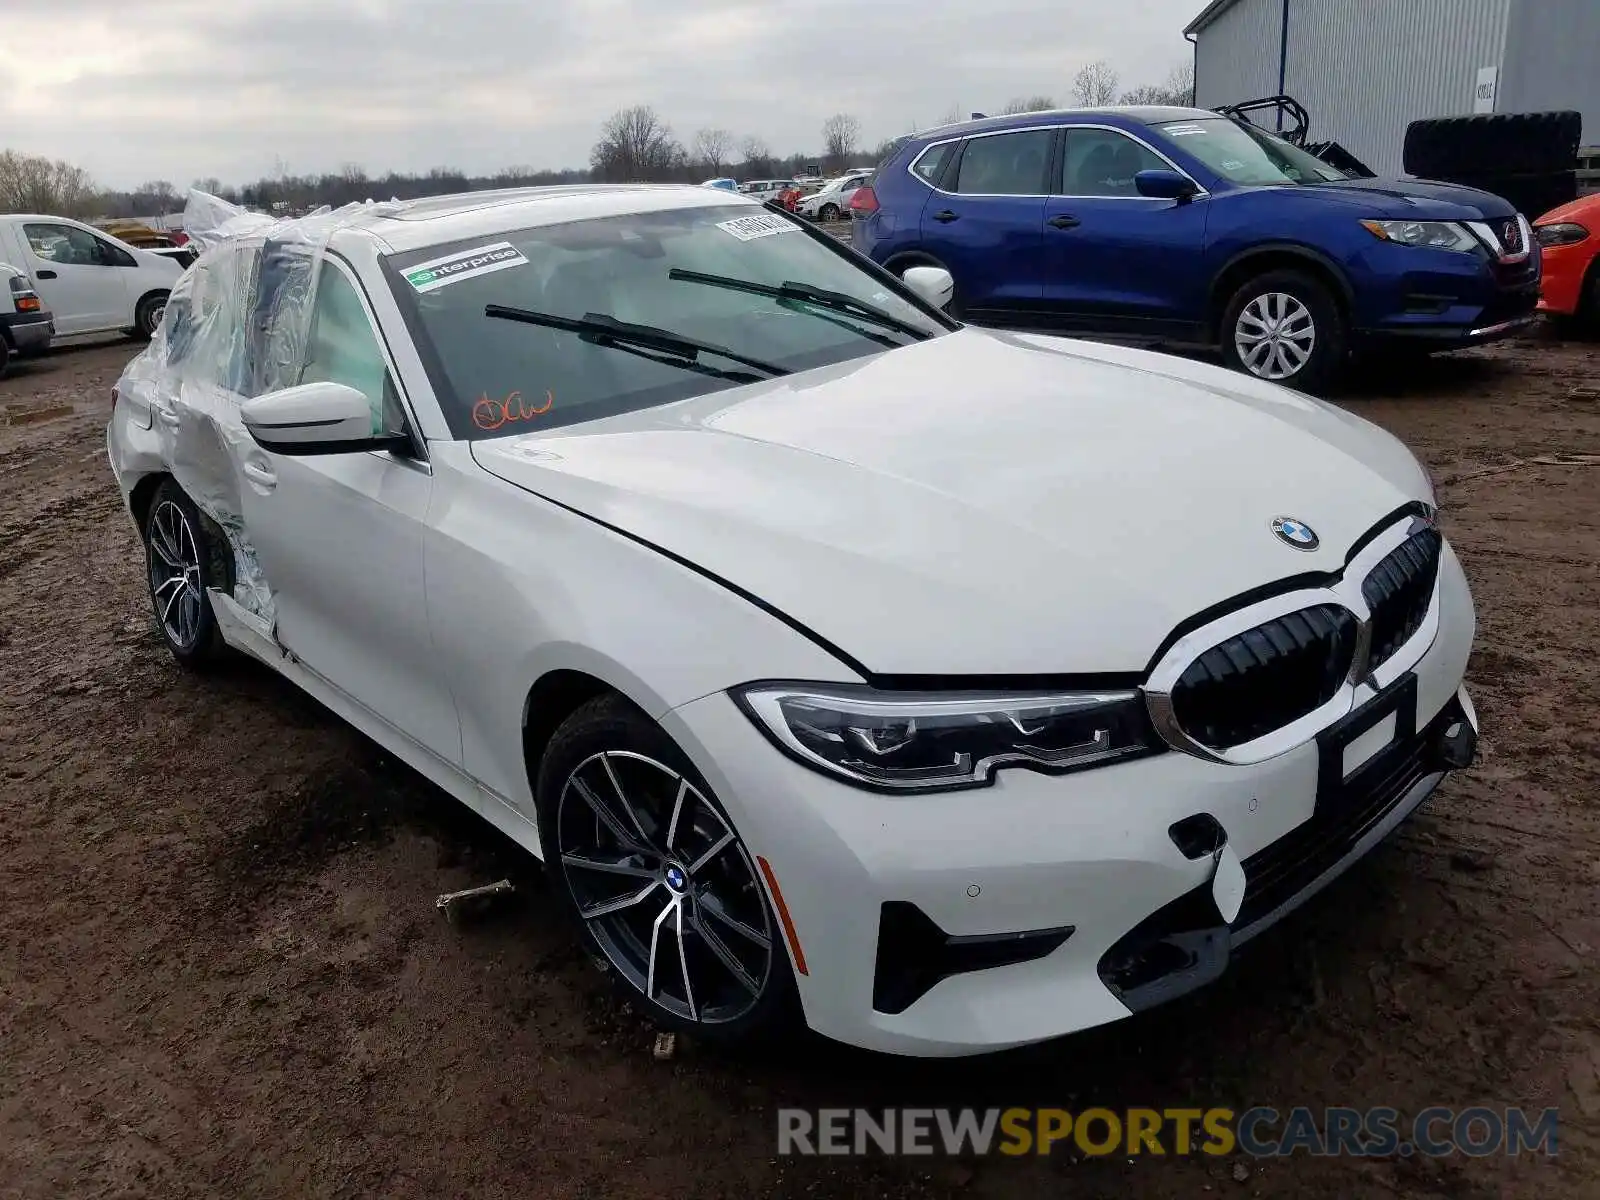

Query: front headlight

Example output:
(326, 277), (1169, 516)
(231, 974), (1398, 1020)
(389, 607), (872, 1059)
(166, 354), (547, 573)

(733, 683), (1162, 793)
(1360, 219), (1480, 253)
(1535, 221), (1590, 248)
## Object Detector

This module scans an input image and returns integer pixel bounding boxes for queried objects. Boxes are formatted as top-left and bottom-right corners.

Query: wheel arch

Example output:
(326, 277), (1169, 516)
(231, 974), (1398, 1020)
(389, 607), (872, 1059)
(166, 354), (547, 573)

(883, 248), (948, 274)
(127, 469), (172, 532)
(520, 660), (670, 809)
(1208, 244), (1354, 339)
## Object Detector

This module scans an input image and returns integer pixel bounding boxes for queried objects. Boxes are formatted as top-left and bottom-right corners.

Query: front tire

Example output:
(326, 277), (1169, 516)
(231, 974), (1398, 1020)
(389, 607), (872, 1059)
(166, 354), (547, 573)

(819, 203), (840, 221)
(143, 479), (229, 667)
(536, 695), (798, 1045)
(1221, 269), (1346, 392)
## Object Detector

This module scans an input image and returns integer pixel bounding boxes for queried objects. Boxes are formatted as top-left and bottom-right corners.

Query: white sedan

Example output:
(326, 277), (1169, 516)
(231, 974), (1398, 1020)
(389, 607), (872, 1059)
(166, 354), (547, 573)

(108, 185), (1478, 1057)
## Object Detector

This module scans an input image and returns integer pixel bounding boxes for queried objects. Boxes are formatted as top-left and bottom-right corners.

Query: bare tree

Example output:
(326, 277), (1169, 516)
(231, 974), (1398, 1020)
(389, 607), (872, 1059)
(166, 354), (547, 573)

(821, 113), (862, 171)
(590, 105), (685, 182)
(136, 180), (179, 213)
(1001, 95), (1057, 115)
(1118, 84), (1168, 105)
(0, 149), (100, 218)
(937, 105), (964, 127)
(1119, 61), (1197, 107)
(192, 176), (223, 195)
(740, 135), (775, 176)
(692, 127), (734, 176)
(1072, 59), (1119, 106)
(1164, 60), (1196, 106)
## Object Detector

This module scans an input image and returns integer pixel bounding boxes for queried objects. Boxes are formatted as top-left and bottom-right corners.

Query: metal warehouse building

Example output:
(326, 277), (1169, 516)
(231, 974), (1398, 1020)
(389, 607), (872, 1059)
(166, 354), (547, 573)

(1187, 0), (1600, 176)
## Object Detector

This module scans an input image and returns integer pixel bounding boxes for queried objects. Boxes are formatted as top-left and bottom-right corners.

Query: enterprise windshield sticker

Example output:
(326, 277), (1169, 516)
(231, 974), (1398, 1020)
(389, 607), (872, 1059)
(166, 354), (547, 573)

(404, 242), (528, 293)
(1163, 123), (1207, 136)
(716, 214), (800, 242)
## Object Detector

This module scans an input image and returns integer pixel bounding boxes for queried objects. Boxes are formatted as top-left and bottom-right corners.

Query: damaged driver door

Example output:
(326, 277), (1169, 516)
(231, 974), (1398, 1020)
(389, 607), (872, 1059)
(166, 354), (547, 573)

(236, 254), (461, 765)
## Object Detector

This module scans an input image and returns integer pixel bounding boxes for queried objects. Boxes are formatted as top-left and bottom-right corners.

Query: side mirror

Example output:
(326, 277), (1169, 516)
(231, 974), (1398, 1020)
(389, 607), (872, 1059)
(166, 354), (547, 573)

(901, 265), (956, 312)
(242, 380), (406, 456)
(1134, 169), (1201, 202)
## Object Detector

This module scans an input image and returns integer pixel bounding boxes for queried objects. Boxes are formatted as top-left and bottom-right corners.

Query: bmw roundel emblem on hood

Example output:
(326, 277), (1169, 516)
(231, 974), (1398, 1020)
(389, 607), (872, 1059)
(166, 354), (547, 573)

(1271, 516), (1320, 551)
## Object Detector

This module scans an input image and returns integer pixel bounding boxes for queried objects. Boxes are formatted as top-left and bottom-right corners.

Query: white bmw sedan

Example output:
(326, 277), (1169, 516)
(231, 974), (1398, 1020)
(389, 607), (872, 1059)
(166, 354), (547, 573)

(108, 185), (1478, 1057)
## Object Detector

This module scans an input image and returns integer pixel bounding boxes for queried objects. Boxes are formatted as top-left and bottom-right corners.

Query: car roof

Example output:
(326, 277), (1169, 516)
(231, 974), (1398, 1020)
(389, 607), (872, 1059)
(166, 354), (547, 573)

(912, 105), (1217, 141)
(328, 184), (762, 255)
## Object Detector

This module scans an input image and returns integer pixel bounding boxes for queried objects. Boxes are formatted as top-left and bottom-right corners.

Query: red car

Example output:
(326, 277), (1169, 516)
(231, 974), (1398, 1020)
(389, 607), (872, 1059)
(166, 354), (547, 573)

(1534, 192), (1600, 329)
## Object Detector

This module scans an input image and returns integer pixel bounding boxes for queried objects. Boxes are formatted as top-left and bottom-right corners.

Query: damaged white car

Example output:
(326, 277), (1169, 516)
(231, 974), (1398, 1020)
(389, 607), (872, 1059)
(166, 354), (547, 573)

(108, 185), (1479, 1057)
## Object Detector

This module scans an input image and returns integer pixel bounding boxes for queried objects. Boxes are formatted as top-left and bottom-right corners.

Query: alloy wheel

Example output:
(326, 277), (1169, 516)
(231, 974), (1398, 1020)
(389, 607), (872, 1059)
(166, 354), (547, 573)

(1235, 292), (1316, 381)
(556, 750), (773, 1024)
(145, 301), (167, 336)
(147, 499), (204, 649)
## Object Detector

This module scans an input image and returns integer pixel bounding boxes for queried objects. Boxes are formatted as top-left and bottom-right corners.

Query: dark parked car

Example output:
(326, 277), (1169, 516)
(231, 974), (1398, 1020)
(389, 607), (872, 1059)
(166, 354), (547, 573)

(850, 106), (1542, 390)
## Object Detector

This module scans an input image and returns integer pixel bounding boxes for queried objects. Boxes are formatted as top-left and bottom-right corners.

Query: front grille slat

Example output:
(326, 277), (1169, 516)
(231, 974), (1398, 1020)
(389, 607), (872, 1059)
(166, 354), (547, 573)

(1170, 604), (1358, 750)
(1163, 522), (1444, 754)
(1362, 527), (1443, 670)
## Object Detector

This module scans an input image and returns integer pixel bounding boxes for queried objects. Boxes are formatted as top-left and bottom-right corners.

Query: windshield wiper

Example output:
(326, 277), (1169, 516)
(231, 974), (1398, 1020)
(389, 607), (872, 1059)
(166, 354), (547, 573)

(484, 304), (791, 380)
(668, 268), (933, 342)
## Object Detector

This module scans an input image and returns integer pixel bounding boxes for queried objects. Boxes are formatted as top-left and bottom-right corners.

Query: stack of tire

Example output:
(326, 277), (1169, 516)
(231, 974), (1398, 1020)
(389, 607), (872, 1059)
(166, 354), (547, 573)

(1403, 110), (1582, 219)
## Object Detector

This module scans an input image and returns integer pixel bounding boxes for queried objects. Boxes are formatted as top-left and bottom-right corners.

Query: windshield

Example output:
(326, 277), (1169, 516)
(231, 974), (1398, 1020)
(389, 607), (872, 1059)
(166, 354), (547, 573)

(1158, 118), (1348, 185)
(385, 204), (945, 439)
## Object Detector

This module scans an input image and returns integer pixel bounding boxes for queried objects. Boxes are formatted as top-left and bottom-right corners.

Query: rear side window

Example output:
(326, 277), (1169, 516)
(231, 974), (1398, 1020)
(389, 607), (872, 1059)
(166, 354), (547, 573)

(909, 142), (954, 185)
(953, 130), (1054, 196)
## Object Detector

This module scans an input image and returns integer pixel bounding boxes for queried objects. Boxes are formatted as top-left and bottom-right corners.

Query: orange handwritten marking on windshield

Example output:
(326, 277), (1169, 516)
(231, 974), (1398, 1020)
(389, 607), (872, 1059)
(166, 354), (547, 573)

(472, 389), (554, 431)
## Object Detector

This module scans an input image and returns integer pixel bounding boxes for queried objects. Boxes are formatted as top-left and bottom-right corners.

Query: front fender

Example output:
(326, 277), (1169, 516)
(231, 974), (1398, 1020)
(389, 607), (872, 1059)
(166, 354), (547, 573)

(422, 443), (862, 824)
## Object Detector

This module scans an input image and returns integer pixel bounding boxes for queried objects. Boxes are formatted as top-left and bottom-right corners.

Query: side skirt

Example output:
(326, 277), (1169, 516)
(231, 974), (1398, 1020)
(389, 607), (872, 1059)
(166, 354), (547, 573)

(209, 589), (546, 862)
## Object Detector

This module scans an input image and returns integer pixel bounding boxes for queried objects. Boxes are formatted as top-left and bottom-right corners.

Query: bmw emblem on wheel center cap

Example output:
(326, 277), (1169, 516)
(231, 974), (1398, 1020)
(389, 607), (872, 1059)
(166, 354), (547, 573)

(663, 863), (688, 893)
(1271, 516), (1320, 551)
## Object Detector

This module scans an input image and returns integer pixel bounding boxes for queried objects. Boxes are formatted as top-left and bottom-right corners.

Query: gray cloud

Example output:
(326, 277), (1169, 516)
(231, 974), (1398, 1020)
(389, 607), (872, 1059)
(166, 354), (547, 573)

(0, 0), (1199, 188)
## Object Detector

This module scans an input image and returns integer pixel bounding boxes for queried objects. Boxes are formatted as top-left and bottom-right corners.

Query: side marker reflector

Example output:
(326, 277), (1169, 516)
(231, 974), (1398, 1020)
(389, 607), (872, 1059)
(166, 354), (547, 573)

(755, 855), (809, 976)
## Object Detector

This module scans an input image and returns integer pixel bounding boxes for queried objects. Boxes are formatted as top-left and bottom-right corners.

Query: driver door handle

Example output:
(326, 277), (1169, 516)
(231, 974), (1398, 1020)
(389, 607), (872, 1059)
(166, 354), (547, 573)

(1047, 214), (1081, 230)
(242, 461), (277, 490)
(932, 210), (960, 223)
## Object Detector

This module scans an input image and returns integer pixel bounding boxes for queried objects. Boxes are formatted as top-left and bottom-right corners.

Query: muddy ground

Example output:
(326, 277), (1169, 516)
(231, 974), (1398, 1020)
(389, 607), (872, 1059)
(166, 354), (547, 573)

(1, 332), (1597, 1199)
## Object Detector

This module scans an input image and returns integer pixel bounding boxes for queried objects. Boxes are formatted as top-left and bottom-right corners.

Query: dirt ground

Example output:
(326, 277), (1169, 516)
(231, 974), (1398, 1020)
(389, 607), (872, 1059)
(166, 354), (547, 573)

(2, 331), (1597, 1199)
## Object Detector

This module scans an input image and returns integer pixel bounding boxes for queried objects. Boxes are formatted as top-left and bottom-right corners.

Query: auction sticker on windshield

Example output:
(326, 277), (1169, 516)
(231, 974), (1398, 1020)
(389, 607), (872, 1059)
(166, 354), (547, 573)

(716, 214), (800, 242)
(404, 242), (529, 294)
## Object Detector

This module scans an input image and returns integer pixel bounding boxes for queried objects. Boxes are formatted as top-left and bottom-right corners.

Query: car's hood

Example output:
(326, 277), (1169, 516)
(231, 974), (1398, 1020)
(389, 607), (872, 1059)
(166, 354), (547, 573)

(1280, 176), (1517, 219)
(1535, 192), (1600, 226)
(471, 330), (1431, 677)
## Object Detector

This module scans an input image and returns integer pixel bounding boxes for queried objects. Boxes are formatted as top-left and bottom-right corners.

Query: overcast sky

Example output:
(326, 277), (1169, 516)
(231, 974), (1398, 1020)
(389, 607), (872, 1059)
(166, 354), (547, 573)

(1, 0), (1200, 190)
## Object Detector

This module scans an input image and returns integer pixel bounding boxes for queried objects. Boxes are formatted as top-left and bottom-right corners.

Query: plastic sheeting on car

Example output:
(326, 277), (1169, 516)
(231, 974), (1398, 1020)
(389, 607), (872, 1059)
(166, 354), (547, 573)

(119, 188), (399, 621)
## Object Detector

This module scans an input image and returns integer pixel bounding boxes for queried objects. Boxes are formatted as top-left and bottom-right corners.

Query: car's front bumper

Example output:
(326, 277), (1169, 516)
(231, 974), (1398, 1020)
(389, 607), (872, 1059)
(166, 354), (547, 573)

(1534, 238), (1595, 316)
(1354, 239), (1541, 347)
(663, 544), (1477, 1057)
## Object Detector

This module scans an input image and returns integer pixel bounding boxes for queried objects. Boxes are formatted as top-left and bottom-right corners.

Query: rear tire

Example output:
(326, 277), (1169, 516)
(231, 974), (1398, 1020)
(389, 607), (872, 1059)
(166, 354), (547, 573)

(1220, 269), (1346, 393)
(143, 479), (230, 668)
(0, 338), (10, 380)
(133, 292), (169, 341)
(535, 695), (799, 1047)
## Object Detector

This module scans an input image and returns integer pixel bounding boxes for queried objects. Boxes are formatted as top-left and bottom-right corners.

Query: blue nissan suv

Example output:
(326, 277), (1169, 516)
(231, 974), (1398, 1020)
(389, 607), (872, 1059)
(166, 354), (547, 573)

(851, 106), (1541, 390)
